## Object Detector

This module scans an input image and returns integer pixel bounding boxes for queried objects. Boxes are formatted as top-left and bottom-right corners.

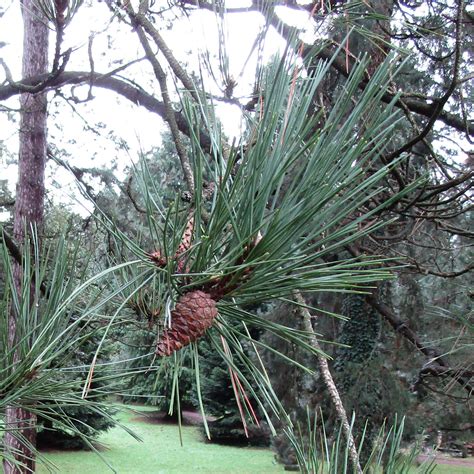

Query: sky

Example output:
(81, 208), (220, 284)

(3, 1), (467, 223)
(1, 1), (316, 220)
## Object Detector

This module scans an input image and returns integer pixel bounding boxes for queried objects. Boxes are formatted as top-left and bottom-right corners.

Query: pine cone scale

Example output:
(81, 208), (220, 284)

(156, 290), (218, 356)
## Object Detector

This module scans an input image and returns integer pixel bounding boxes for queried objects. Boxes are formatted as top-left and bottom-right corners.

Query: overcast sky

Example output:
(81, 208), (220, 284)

(1, 1), (318, 219)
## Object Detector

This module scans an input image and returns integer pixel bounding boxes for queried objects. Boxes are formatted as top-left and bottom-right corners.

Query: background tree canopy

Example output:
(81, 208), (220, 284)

(0, 1), (472, 473)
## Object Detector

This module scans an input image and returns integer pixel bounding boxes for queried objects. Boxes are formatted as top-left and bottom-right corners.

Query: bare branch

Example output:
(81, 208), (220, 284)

(127, 2), (200, 104)
(382, 0), (467, 163)
(126, 176), (146, 214)
(255, 4), (474, 137)
(125, 1), (194, 192)
(407, 262), (474, 278)
(0, 70), (213, 154)
(367, 295), (473, 396)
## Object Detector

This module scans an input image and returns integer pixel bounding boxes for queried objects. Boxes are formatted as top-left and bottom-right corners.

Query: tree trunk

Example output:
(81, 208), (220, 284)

(293, 291), (363, 474)
(3, 1), (48, 472)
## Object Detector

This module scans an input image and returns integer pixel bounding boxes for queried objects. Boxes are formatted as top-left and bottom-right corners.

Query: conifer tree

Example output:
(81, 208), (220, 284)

(196, 336), (270, 446)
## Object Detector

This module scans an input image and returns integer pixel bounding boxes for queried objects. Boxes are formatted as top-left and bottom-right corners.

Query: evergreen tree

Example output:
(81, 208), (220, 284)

(332, 294), (415, 463)
(196, 336), (270, 446)
(36, 335), (116, 450)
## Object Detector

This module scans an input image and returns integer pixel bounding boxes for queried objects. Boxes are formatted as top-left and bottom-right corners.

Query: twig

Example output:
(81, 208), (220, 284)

(127, 2), (200, 104)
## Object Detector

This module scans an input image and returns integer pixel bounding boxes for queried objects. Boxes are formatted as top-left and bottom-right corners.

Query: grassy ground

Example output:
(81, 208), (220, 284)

(411, 458), (474, 474)
(428, 464), (474, 473)
(36, 406), (284, 474)
(23, 406), (474, 473)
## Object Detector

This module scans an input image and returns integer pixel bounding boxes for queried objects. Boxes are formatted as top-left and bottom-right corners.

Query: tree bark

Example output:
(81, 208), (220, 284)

(3, 1), (49, 472)
(293, 291), (363, 474)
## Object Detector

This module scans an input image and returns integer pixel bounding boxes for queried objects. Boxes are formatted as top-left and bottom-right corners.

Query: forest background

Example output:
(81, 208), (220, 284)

(0, 0), (472, 473)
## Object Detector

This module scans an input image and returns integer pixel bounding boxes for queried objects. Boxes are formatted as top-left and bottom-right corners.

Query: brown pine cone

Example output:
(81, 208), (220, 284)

(156, 290), (218, 356)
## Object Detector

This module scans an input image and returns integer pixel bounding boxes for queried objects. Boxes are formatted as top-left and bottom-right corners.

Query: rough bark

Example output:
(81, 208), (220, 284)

(293, 291), (363, 474)
(3, 1), (49, 473)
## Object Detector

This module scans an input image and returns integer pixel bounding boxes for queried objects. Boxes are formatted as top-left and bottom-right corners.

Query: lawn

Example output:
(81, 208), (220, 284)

(18, 406), (474, 473)
(411, 458), (474, 474)
(429, 464), (474, 474)
(36, 406), (284, 474)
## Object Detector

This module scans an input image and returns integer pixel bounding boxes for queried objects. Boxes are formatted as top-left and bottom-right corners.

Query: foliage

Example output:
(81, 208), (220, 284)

(334, 295), (380, 368)
(36, 335), (116, 450)
(195, 337), (270, 446)
(0, 206), (120, 450)
(258, 300), (321, 466)
(114, 141), (196, 411)
(0, 231), (141, 469)
(285, 413), (435, 474)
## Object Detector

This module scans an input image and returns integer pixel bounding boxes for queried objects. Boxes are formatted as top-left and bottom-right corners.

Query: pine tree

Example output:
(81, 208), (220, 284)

(196, 337), (270, 446)
(36, 333), (116, 449)
(120, 324), (196, 413)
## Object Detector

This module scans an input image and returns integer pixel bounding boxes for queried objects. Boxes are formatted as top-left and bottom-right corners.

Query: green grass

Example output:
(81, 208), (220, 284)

(410, 459), (474, 474)
(409, 457), (474, 474)
(6, 407), (473, 473)
(36, 406), (284, 473)
(429, 465), (474, 474)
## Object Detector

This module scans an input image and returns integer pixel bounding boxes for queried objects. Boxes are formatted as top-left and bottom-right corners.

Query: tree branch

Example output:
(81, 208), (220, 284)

(1, 227), (23, 266)
(382, 0), (466, 163)
(343, 244), (473, 395)
(127, 1), (200, 104)
(255, 4), (473, 137)
(1, 227), (48, 296)
(126, 1), (194, 192)
(0, 70), (213, 154)
(293, 290), (363, 474)
(367, 296), (473, 396)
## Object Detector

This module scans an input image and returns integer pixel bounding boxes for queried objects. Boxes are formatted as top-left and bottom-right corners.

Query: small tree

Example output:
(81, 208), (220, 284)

(36, 334), (116, 450)
(196, 336), (270, 446)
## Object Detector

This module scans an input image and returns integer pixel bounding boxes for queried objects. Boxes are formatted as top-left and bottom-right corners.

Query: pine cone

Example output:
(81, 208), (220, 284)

(149, 250), (167, 267)
(156, 290), (218, 356)
(175, 217), (194, 273)
(149, 216), (194, 272)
